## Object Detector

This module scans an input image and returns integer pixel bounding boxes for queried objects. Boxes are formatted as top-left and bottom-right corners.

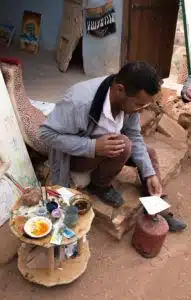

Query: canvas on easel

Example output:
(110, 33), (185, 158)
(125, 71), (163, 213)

(20, 10), (41, 54)
(0, 70), (38, 226)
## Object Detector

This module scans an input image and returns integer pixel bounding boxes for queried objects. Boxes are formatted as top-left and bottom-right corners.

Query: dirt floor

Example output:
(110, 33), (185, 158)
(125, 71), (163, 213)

(0, 159), (191, 300)
(0, 46), (90, 103)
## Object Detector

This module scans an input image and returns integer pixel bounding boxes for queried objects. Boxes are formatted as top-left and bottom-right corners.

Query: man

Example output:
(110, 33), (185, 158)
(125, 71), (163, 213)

(181, 74), (191, 103)
(40, 61), (186, 232)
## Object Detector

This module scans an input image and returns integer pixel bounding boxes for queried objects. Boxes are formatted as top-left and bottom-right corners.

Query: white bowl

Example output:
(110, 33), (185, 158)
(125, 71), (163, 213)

(24, 216), (52, 238)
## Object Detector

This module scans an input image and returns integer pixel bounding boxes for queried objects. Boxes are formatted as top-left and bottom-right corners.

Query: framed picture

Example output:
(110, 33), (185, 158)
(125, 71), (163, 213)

(20, 10), (41, 54)
(0, 24), (15, 47)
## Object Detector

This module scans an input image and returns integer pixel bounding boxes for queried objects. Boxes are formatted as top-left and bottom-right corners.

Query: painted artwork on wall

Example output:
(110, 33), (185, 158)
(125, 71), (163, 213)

(0, 24), (15, 47)
(20, 10), (41, 54)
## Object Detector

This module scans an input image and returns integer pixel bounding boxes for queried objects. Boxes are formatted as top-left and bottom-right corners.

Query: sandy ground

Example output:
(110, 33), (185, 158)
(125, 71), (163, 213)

(0, 159), (191, 300)
(0, 16), (190, 299)
(0, 46), (91, 103)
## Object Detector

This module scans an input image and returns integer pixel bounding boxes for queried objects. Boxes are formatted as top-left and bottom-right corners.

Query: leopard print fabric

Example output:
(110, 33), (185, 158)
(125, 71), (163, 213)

(1, 62), (48, 156)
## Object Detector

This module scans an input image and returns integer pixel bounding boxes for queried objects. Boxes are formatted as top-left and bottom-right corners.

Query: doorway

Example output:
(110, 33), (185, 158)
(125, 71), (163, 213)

(67, 37), (83, 70)
(121, 0), (180, 78)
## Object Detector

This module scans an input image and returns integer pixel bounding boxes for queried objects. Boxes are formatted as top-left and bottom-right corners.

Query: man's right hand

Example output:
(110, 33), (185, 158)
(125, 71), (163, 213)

(95, 134), (126, 157)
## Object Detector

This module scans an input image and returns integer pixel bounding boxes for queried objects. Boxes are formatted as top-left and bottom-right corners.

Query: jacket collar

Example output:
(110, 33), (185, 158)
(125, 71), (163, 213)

(88, 74), (116, 124)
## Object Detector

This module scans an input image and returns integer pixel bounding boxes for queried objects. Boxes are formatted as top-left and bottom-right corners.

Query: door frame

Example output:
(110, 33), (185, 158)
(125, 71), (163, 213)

(120, 0), (131, 67)
(120, 0), (179, 74)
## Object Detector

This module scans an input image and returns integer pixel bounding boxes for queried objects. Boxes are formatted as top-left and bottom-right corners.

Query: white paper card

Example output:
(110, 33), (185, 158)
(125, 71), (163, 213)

(139, 196), (171, 215)
(56, 187), (74, 205)
(29, 99), (55, 116)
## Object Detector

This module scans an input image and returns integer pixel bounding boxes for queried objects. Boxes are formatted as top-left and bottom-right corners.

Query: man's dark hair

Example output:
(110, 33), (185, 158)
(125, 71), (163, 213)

(115, 61), (161, 96)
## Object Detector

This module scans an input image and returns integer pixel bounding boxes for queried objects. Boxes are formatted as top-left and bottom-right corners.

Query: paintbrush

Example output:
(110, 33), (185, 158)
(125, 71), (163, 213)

(46, 189), (61, 198)
(45, 186), (48, 201)
(39, 181), (45, 206)
(5, 173), (25, 193)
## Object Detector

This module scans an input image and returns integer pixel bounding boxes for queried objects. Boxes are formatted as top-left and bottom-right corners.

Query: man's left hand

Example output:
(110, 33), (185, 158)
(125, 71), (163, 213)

(146, 175), (162, 196)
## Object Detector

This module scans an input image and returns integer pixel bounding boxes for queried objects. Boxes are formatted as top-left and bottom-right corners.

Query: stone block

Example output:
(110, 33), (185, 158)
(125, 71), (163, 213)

(178, 113), (191, 130)
(162, 87), (177, 102)
(157, 114), (187, 142)
(0, 221), (20, 264)
(90, 182), (142, 240)
(145, 134), (188, 185)
(92, 197), (113, 220)
(116, 166), (140, 186)
(93, 203), (142, 240)
(140, 109), (156, 128)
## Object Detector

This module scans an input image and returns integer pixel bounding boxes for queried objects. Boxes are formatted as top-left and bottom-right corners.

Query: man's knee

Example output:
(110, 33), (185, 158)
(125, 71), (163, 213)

(117, 134), (132, 158)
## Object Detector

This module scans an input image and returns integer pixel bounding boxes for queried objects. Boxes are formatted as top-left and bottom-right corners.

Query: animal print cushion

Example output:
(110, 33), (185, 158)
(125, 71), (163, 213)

(1, 62), (48, 156)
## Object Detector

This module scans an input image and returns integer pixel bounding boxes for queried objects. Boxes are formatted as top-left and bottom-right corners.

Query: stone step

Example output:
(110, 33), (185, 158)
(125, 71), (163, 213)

(89, 133), (188, 240)
(91, 184), (142, 240)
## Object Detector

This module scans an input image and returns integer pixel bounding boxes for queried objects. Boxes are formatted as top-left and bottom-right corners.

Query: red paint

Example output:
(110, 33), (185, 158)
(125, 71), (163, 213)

(0, 57), (22, 67)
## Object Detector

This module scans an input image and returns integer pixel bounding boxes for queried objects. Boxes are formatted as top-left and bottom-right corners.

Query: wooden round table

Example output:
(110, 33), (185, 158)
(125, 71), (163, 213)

(9, 188), (94, 287)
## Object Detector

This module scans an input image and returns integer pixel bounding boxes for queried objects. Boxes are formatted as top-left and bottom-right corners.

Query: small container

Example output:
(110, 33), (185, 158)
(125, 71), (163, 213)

(36, 207), (48, 217)
(51, 208), (62, 219)
(46, 201), (58, 213)
(70, 194), (92, 215)
(64, 206), (78, 227)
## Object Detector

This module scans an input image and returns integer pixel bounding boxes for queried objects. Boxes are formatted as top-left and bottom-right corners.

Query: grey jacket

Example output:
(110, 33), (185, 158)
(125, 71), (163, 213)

(40, 76), (155, 187)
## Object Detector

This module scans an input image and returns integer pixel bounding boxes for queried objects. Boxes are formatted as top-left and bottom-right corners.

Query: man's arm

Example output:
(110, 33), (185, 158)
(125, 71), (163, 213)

(40, 100), (96, 158)
(182, 75), (191, 93)
(122, 112), (155, 178)
(181, 75), (191, 102)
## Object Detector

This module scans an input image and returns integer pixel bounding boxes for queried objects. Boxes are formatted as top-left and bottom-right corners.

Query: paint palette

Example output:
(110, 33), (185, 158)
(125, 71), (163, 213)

(24, 216), (52, 238)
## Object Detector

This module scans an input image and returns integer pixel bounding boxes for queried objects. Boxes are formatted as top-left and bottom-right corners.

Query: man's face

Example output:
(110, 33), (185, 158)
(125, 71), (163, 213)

(113, 84), (155, 114)
(122, 90), (154, 114)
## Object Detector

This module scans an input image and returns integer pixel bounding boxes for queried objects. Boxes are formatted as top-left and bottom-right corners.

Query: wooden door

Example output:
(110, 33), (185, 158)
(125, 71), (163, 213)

(56, 0), (83, 72)
(121, 0), (180, 78)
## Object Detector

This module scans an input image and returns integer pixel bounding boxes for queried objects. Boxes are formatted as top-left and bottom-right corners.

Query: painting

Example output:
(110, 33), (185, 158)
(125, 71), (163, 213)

(0, 24), (15, 47)
(0, 70), (38, 226)
(20, 10), (41, 54)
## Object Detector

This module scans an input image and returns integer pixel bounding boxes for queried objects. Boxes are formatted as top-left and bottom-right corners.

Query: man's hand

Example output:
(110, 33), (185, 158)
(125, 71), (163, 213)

(146, 175), (162, 196)
(95, 134), (126, 157)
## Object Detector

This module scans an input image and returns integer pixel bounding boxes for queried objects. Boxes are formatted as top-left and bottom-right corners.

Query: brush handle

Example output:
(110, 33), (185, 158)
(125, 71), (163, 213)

(5, 173), (25, 193)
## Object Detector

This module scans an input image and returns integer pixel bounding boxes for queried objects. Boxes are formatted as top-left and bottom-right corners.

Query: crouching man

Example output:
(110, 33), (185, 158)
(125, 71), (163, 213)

(40, 61), (186, 232)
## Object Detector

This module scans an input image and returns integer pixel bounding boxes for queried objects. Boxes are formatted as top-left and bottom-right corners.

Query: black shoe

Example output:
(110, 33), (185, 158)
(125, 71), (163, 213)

(87, 184), (124, 208)
(163, 213), (187, 232)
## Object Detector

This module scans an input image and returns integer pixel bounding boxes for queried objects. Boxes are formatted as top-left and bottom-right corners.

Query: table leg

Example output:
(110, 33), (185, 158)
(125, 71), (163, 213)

(77, 237), (84, 255)
(47, 247), (55, 275)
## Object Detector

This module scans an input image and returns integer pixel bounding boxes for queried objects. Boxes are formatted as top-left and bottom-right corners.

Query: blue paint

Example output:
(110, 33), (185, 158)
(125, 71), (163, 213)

(0, 0), (64, 50)
(83, 0), (123, 76)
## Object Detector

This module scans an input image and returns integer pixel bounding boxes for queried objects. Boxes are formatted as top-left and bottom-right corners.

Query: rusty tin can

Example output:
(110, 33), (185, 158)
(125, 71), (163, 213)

(132, 213), (169, 258)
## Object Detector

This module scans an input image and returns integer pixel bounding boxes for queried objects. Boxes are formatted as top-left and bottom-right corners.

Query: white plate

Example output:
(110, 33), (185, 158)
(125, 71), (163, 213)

(24, 216), (52, 238)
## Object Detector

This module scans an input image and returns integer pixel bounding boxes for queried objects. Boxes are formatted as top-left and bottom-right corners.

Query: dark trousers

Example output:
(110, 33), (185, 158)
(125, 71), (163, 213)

(70, 135), (161, 197)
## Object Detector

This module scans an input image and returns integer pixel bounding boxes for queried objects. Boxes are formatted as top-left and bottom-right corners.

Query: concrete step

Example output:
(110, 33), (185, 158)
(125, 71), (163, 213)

(89, 133), (188, 240)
